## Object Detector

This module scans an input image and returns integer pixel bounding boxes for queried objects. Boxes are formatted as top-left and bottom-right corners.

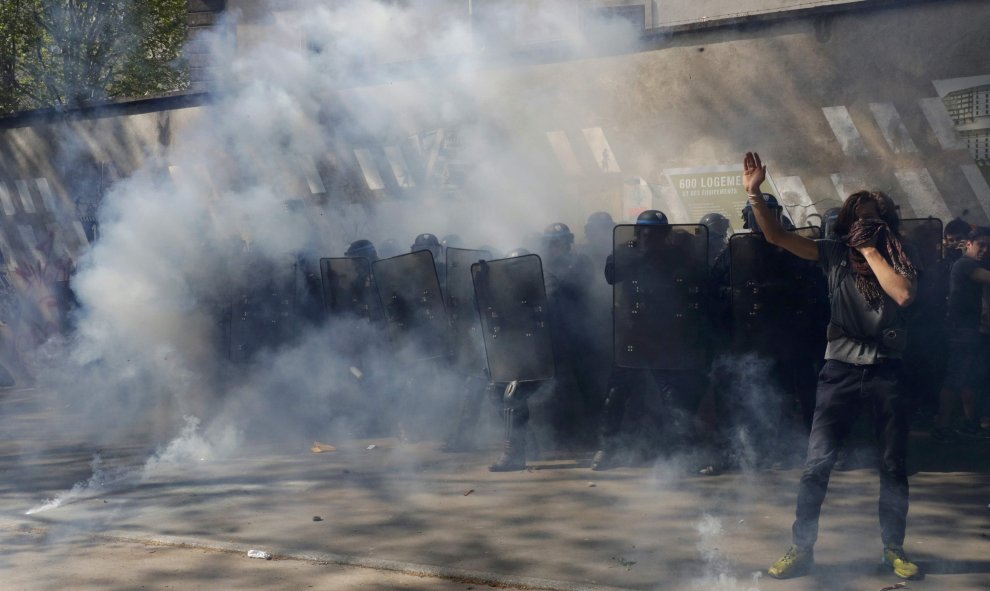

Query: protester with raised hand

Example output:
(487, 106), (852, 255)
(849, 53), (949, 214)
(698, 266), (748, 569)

(740, 152), (920, 580)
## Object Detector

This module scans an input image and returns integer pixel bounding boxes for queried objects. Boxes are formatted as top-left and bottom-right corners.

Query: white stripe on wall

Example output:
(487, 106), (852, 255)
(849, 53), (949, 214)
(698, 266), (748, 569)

(14, 180), (36, 214)
(829, 172), (867, 200)
(894, 168), (953, 220)
(35, 178), (58, 212)
(581, 127), (621, 173)
(300, 155), (327, 195)
(918, 97), (967, 150)
(545, 131), (582, 175)
(869, 103), (918, 154)
(0, 182), (16, 216)
(822, 106), (869, 157)
(960, 164), (990, 221)
(353, 148), (385, 191)
(384, 146), (415, 188)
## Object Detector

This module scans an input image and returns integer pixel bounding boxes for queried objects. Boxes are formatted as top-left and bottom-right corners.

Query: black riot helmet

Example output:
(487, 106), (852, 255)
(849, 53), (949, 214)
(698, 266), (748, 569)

(541, 223), (574, 258)
(412, 233), (441, 250)
(636, 210), (668, 226)
(542, 222), (574, 244)
(741, 196), (782, 234)
(699, 212), (730, 237)
(411, 233), (442, 259)
(345, 239), (378, 262)
(634, 210), (670, 251)
(584, 211), (615, 237)
(820, 207), (840, 239)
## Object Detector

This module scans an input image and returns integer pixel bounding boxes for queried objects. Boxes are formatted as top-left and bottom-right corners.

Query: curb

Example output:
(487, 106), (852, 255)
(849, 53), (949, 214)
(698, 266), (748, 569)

(1, 516), (637, 591)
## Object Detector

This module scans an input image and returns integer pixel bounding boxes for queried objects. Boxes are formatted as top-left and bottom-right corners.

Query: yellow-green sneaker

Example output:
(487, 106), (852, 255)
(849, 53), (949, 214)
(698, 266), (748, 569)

(882, 545), (920, 579)
(768, 545), (814, 579)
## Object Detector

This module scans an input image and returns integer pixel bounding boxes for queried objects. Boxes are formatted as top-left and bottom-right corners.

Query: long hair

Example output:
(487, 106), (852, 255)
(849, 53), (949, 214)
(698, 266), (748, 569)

(836, 191), (916, 310)
(833, 190), (901, 238)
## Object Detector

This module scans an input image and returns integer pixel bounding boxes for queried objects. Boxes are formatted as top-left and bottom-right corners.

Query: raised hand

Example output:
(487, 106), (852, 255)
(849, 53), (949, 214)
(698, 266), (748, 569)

(743, 152), (767, 195)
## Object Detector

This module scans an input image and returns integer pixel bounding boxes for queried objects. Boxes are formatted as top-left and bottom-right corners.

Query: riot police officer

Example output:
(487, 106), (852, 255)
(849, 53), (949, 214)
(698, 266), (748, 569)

(820, 207), (840, 239)
(539, 223), (597, 444)
(411, 233), (445, 286)
(592, 210), (711, 470)
(712, 198), (824, 470)
(582, 211), (616, 263)
(345, 239), (379, 262)
(470, 248), (555, 472)
(700, 212), (731, 267)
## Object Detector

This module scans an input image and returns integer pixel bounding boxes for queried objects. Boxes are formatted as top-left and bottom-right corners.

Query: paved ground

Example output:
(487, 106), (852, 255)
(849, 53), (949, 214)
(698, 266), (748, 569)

(1, 387), (989, 590)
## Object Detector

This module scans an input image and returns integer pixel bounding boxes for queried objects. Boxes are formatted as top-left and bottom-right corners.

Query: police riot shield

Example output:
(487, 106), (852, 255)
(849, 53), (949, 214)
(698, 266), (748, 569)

(372, 250), (448, 360)
(229, 269), (297, 363)
(728, 233), (824, 359)
(612, 224), (709, 370)
(445, 247), (492, 366)
(900, 217), (943, 270)
(471, 254), (555, 383)
(320, 257), (383, 323)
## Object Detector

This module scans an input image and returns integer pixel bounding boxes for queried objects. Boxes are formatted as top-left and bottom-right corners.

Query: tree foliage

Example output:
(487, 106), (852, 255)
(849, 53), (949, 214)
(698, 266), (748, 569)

(0, 0), (189, 115)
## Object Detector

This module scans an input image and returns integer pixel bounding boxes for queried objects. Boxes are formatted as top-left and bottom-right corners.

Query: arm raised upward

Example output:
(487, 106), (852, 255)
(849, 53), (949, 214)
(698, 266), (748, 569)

(743, 152), (818, 261)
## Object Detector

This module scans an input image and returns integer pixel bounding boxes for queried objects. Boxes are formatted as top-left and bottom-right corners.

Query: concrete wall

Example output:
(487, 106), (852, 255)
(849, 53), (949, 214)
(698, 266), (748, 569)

(0, 0), (987, 266)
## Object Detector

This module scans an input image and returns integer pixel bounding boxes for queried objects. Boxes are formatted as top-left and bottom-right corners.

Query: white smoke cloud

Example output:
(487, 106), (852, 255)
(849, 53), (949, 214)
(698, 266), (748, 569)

(21, 0), (643, 512)
(48, 0), (636, 431)
(689, 514), (763, 591)
(26, 416), (229, 514)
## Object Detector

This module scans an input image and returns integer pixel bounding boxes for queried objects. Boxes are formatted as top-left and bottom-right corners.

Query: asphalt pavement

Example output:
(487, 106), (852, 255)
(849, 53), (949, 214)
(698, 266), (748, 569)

(1, 387), (989, 591)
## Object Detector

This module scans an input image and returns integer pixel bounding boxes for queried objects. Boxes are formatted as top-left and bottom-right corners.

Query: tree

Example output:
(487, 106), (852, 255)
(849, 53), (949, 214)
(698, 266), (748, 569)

(0, 0), (189, 115)
(0, 0), (42, 113)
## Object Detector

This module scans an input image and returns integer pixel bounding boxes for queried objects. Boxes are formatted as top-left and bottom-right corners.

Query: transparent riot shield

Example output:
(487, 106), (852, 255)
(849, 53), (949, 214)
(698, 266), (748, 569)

(372, 250), (448, 360)
(900, 217), (943, 270)
(320, 257), (383, 323)
(728, 233), (825, 359)
(612, 224), (709, 370)
(471, 254), (555, 383)
(445, 247), (492, 367)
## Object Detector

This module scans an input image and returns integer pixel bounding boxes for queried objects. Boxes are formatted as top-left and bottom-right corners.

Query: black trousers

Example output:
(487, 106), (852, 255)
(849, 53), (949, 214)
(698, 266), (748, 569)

(792, 359), (910, 548)
(599, 367), (704, 448)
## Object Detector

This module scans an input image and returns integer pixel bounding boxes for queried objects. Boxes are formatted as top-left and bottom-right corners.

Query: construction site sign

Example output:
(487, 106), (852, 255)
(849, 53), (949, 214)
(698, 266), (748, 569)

(662, 164), (779, 230)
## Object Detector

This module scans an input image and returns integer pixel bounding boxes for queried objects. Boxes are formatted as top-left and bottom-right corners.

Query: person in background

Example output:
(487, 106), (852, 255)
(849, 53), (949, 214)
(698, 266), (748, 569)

(904, 217), (970, 425)
(539, 223), (596, 443)
(932, 226), (990, 440)
(700, 212), (731, 267)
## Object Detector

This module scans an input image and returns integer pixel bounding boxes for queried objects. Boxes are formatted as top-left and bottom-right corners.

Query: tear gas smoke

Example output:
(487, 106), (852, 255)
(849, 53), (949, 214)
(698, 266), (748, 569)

(25, 416), (225, 514)
(689, 514), (763, 591)
(23, 0), (640, 500)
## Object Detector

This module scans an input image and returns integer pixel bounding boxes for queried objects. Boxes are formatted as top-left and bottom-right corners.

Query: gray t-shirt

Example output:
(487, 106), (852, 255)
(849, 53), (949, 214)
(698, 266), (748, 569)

(818, 239), (905, 365)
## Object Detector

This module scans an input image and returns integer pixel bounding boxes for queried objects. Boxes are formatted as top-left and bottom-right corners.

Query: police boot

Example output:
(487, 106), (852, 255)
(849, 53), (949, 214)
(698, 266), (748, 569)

(490, 382), (528, 472)
(489, 408), (527, 471)
(591, 386), (624, 471)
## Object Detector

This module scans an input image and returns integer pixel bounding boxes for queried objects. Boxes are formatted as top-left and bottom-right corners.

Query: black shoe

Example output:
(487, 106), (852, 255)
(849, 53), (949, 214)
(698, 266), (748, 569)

(489, 450), (526, 472)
